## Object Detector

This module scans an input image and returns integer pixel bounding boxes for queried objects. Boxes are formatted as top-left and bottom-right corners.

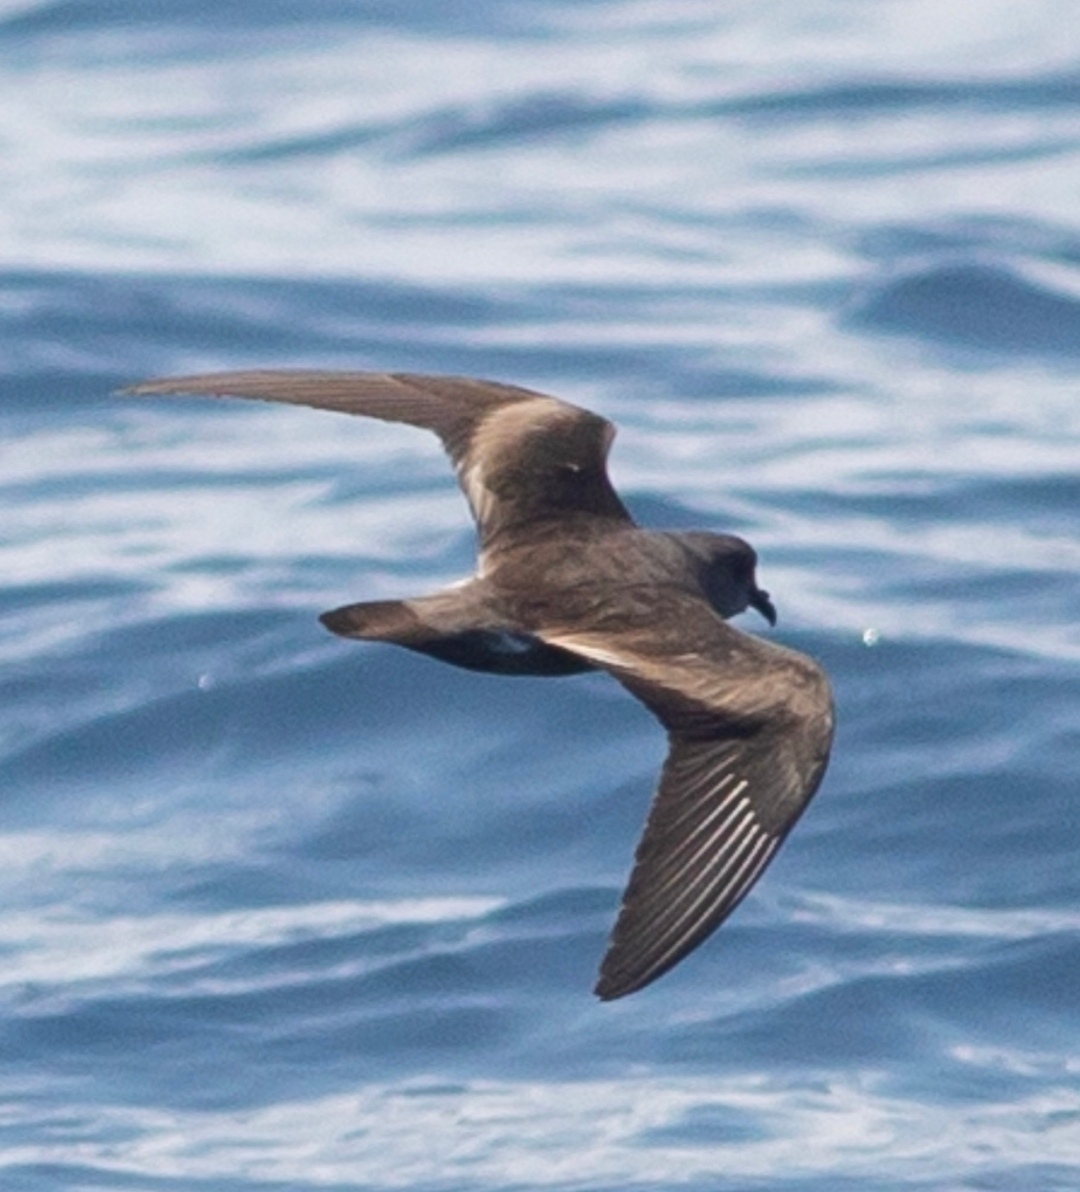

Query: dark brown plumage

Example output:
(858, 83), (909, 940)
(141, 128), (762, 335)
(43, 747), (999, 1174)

(124, 370), (834, 999)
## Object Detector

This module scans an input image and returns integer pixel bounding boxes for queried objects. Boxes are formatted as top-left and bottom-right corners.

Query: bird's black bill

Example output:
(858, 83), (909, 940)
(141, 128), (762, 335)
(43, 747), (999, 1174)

(750, 588), (777, 626)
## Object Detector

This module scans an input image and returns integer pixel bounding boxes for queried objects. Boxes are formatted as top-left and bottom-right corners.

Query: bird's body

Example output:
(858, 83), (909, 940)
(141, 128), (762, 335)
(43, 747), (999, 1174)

(125, 370), (834, 999)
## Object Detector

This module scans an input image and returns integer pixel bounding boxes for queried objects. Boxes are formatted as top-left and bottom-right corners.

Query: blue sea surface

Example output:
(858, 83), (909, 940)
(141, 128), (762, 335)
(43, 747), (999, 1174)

(1, 1), (1079, 1188)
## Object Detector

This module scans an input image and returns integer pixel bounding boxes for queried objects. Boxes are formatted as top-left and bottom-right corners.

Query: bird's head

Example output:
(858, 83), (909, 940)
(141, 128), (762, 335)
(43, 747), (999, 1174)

(678, 532), (777, 626)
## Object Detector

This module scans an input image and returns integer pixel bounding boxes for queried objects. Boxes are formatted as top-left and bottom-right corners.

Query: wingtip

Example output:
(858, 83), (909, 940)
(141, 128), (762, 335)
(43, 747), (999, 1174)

(318, 607), (352, 637)
(118, 377), (190, 398)
(592, 961), (650, 1002)
(118, 372), (285, 398)
(593, 975), (617, 1002)
(593, 972), (654, 1002)
(593, 982), (625, 1003)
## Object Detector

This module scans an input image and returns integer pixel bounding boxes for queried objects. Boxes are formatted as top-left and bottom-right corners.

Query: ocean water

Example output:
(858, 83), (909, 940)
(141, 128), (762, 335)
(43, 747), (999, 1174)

(2, 1), (1079, 1188)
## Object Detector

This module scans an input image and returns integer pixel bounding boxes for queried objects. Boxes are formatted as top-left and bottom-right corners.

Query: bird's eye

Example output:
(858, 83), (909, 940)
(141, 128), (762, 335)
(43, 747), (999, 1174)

(730, 548), (756, 580)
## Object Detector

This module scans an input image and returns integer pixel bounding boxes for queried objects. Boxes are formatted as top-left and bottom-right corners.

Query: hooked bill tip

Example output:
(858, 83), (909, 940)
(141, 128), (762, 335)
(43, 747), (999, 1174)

(751, 588), (777, 627)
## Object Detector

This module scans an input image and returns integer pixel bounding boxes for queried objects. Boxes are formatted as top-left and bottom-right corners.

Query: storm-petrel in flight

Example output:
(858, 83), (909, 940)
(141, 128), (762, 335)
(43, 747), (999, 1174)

(125, 370), (834, 999)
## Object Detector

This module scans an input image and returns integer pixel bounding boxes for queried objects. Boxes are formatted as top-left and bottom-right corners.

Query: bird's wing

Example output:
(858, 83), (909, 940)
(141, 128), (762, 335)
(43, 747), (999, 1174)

(538, 601), (833, 1000)
(124, 371), (632, 546)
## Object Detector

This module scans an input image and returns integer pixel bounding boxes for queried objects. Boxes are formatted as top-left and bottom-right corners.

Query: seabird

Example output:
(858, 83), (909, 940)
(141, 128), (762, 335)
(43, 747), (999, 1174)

(124, 370), (834, 1000)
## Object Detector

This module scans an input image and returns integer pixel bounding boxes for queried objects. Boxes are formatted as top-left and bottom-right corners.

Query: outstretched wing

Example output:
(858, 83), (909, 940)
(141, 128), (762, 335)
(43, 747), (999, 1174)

(539, 601), (833, 1000)
(124, 370), (632, 547)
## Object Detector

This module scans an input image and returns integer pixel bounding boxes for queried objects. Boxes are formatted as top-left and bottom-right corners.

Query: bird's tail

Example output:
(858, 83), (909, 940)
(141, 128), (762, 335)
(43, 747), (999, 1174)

(319, 600), (423, 644)
(318, 592), (592, 676)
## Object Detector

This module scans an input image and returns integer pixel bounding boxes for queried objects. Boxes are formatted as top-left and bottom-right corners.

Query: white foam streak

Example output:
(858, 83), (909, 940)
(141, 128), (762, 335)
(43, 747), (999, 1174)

(0, 412), (467, 615)
(1, 1069), (1077, 1187)
(789, 892), (1080, 939)
(0, 896), (503, 991)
